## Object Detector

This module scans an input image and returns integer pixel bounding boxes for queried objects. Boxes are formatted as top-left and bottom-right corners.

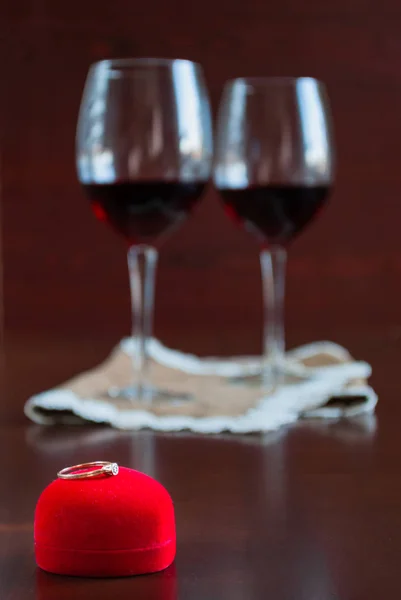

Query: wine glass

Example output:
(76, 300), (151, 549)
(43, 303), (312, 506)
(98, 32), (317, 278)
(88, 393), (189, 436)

(76, 58), (213, 403)
(214, 77), (334, 387)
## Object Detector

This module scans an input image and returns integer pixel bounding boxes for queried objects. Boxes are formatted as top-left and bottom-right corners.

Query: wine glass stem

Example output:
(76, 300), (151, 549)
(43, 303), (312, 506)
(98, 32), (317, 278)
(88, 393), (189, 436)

(260, 246), (287, 387)
(127, 245), (158, 402)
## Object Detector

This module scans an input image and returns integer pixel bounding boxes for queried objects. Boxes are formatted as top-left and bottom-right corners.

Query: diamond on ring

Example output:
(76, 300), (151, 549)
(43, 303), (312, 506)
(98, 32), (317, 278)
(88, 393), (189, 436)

(104, 462), (119, 476)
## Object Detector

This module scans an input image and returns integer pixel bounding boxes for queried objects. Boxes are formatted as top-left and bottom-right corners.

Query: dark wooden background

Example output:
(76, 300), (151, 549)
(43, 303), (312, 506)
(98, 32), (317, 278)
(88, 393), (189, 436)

(2, 0), (401, 420)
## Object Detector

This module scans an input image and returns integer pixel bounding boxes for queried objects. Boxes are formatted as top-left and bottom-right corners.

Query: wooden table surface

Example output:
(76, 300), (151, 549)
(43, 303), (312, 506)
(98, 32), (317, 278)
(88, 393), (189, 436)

(1, 328), (401, 599)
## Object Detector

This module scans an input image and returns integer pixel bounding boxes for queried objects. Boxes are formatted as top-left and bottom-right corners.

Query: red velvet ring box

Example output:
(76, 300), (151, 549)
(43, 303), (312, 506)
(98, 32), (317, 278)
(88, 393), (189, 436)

(34, 467), (176, 577)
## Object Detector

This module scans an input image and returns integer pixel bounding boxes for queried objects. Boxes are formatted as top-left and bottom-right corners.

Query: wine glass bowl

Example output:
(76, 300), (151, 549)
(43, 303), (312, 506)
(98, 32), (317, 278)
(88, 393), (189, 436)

(77, 58), (212, 247)
(214, 77), (333, 245)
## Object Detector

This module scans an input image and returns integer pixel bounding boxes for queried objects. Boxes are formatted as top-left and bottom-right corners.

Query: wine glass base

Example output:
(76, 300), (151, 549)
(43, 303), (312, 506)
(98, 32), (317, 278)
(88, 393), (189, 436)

(106, 385), (193, 405)
(227, 370), (308, 388)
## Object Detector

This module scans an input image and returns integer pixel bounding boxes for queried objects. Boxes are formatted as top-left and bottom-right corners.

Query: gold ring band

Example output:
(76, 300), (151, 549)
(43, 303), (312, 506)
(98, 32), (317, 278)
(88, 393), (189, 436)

(57, 461), (119, 480)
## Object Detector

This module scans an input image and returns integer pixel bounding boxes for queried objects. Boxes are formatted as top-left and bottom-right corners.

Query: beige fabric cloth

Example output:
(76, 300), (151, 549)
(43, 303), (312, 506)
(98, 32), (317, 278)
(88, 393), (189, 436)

(24, 338), (377, 434)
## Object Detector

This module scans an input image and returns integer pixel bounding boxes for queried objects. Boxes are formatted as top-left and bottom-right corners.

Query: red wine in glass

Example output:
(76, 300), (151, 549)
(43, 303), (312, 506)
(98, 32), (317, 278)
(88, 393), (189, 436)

(83, 180), (207, 244)
(219, 184), (330, 246)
